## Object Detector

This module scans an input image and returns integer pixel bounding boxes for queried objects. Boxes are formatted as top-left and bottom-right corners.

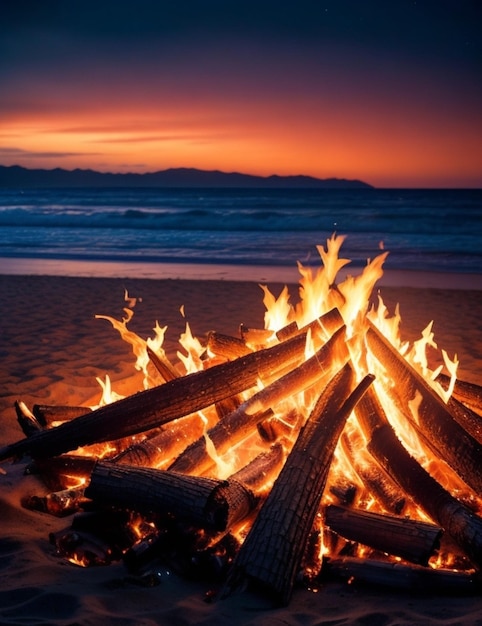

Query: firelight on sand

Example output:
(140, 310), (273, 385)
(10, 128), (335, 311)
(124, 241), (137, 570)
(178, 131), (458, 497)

(2, 234), (482, 606)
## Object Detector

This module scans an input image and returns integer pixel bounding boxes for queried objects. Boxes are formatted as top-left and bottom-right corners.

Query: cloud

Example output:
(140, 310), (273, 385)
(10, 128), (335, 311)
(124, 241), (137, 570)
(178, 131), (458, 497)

(0, 147), (101, 158)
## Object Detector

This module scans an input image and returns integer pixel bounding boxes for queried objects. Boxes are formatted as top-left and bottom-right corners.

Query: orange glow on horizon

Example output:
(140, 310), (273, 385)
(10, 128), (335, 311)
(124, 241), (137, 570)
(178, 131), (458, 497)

(1, 93), (481, 188)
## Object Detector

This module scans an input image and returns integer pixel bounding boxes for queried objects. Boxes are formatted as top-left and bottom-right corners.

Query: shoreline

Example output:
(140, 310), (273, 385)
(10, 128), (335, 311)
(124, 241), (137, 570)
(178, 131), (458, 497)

(1, 256), (482, 289)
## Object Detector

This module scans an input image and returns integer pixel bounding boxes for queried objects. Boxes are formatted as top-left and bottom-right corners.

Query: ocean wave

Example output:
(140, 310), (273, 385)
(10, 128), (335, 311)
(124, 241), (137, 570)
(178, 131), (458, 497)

(0, 188), (481, 275)
(0, 205), (481, 236)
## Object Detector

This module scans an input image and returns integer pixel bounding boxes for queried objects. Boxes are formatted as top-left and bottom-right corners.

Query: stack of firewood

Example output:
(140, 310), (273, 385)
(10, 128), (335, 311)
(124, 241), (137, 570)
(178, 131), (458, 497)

(2, 307), (482, 605)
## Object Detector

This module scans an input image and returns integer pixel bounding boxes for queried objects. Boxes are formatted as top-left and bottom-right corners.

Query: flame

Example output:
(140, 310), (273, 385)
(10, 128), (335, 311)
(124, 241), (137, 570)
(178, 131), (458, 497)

(261, 284), (293, 332)
(92, 374), (124, 408)
(69, 233), (477, 574)
(177, 321), (205, 374)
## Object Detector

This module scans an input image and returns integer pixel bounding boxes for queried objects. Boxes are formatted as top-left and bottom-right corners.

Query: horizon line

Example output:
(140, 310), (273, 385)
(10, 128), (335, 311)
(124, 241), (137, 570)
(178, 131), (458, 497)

(1, 163), (481, 190)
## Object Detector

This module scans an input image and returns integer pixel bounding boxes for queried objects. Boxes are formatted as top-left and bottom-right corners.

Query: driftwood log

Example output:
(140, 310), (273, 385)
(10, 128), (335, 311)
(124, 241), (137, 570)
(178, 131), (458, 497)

(112, 412), (211, 468)
(437, 372), (482, 415)
(324, 504), (441, 566)
(323, 556), (478, 594)
(23, 486), (88, 517)
(366, 322), (482, 494)
(276, 307), (345, 345)
(146, 345), (179, 382)
(339, 432), (406, 515)
(206, 331), (252, 360)
(221, 365), (374, 605)
(85, 462), (258, 532)
(33, 403), (92, 425)
(229, 442), (285, 494)
(355, 386), (482, 568)
(0, 331), (309, 462)
(169, 325), (349, 476)
(445, 396), (482, 445)
(85, 443), (285, 533)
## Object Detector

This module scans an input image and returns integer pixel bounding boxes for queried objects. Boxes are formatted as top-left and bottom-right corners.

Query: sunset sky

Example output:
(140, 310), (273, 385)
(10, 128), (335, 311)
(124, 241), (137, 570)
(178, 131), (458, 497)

(1, 1), (481, 188)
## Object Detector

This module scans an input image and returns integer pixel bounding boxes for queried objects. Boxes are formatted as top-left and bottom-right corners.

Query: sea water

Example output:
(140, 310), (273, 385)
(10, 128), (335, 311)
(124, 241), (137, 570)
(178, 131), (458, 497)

(0, 187), (481, 278)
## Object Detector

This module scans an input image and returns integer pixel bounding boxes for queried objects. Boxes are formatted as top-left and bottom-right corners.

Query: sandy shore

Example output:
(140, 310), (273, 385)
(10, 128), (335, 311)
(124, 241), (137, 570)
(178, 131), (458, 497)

(1, 273), (482, 625)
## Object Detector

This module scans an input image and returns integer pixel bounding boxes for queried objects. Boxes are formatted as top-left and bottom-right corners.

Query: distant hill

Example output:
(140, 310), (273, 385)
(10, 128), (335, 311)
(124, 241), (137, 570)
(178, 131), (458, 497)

(0, 165), (373, 189)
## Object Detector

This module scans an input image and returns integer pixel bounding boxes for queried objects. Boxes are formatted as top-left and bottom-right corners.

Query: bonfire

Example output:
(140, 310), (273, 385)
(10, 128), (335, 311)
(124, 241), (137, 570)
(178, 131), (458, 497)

(1, 234), (481, 606)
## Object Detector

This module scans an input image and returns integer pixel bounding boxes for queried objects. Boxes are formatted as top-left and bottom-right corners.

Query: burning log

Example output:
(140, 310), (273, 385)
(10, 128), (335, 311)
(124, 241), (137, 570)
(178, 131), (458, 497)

(240, 307), (344, 351)
(146, 345), (179, 381)
(206, 331), (252, 359)
(26, 454), (97, 491)
(112, 412), (212, 468)
(23, 486), (88, 517)
(239, 324), (275, 347)
(352, 464), (406, 515)
(445, 396), (482, 445)
(366, 323), (482, 494)
(169, 325), (349, 476)
(329, 479), (358, 506)
(120, 447), (283, 578)
(15, 401), (44, 437)
(356, 386), (482, 568)
(340, 433), (406, 515)
(221, 365), (374, 606)
(257, 411), (298, 442)
(229, 442), (285, 494)
(323, 556), (479, 595)
(33, 403), (92, 426)
(50, 509), (140, 566)
(275, 308), (345, 346)
(298, 308), (346, 345)
(437, 372), (482, 415)
(0, 331), (309, 462)
(85, 462), (258, 532)
(324, 505), (441, 566)
(275, 321), (299, 342)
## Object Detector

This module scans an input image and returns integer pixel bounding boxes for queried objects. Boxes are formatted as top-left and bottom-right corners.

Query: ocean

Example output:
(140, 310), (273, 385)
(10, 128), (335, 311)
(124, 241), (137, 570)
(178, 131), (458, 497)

(0, 187), (481, 281)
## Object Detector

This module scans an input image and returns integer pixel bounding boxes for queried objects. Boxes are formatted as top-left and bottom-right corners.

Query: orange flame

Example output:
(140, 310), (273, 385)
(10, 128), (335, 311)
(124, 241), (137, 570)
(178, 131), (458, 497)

(88, 235), (475, 571)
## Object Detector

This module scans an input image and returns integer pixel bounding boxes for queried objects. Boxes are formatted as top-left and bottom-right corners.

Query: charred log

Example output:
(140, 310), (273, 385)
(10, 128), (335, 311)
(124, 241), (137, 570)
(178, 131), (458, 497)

(257, 411), (298, 442)
(324, 505), (441, 566)
(206, 331), (252, 359)
(0, 332), (308, 462)
(26, 454), (97, 491)
(366, 323), (482, 494)
(112, 412), (211, 468)
(169, 325), (349, 476)
(239, 324), (275, 347)
(446, 396), (482, 445)
(146, 345), (179, 382)
(356, 386), (482, 568)
(340, 432), (407, 515)
(437, 373), (482, 415)
(85, 463), (258, 532)
(230, 442), (285, 494)
(33, 403), (92, 426)
(221, 366), (374, 606)
(22, 486), (88, 517)
(323, 556), (479, 595)
(15, 401), (44, 436)
(275, 308), (345, 346)
(329, 479), (358, 506)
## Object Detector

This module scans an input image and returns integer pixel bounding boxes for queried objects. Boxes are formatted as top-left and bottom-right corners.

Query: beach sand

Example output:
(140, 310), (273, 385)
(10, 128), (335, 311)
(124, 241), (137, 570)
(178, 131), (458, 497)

(1, 273), (482, 625)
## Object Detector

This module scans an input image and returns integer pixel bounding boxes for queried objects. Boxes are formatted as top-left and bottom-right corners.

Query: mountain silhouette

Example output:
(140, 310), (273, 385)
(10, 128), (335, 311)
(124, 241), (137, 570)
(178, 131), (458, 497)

(0, 165), (373, 189)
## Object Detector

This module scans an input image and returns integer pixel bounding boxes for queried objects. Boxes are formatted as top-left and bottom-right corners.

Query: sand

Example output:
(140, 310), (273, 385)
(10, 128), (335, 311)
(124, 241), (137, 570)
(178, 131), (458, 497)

(1, 273), (482, 625)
